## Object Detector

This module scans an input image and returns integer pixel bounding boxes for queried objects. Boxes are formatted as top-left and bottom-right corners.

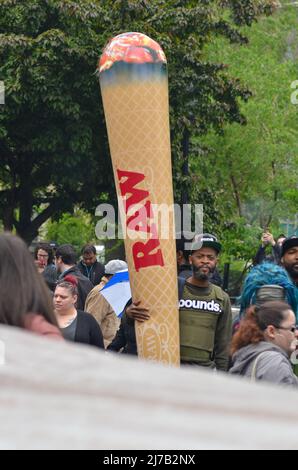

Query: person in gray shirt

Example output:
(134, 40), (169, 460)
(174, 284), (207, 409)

(229, 300), (298, 386)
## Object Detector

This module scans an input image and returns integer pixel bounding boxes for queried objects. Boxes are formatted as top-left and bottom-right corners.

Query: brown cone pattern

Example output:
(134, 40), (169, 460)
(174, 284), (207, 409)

(100, 78), (180, 366)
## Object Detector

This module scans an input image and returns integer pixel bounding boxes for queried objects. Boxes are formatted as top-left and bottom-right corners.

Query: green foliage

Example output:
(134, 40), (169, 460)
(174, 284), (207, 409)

(194, 2), (298, 259)
(104, 238), (125, 262)
(219, 219), (262, 262)
(0, 0), (278, 244)
(46, 210), (95, 253)
(0, 0), (113, 242)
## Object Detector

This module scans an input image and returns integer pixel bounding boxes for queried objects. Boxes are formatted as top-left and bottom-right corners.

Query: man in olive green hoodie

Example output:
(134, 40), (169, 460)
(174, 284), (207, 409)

(126, 233), (232, 371)
(178, 233), (232, 371)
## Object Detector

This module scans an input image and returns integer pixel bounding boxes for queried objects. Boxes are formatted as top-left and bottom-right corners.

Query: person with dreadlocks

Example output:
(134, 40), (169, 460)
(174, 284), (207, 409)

(232, 262), (298, 335)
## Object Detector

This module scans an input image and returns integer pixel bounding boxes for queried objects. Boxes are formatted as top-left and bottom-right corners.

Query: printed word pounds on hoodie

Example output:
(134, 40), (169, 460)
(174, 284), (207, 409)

(179, 298), (222, 313)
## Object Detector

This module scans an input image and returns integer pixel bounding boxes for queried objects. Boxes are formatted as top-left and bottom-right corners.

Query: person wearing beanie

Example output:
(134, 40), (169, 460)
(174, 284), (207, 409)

(280, 237), (298, 288)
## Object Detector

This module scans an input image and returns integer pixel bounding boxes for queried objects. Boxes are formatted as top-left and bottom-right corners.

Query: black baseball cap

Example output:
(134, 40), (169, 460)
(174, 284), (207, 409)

(281, 237), (298, 257)
(190, 233), (222, 254)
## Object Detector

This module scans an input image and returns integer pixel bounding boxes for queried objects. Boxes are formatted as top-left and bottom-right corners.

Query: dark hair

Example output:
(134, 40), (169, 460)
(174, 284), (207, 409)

(34, 242), (54, 265)
(55, 244), (77, 265)
(231, 300), (292, 355)
(0, 232), (57, 327)
(81, 244), (96, 256)
(175, 233), (192, 260)
(56, 274), (78, 296)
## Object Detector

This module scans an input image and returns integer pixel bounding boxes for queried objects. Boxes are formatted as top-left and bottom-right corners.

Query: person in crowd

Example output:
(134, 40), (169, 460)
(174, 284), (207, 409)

(77, 244), (105, 286)
(55, 244), (93, 310)
(125, 233), (232, 371)
(176, 232), (222, 286)
(0, 232), (62, 339)
(176, 232), (192, 278)
(229, 300), (298, 386)
(280, 236), (298, 288)
(85, 260), (127, 348)
(54, 275), (104, 349)
(107, 300), (137, 355)
(232, 262), (298, 337)
(253, 230), (286, 266)
(34, 242), (57, 291)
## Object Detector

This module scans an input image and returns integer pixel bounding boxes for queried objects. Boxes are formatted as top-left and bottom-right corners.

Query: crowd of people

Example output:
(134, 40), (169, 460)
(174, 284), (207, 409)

(0, 229), (298, 388)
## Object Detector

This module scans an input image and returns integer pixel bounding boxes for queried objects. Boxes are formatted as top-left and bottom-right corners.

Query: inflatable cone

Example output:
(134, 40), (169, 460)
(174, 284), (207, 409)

(99, 33), (179, 365)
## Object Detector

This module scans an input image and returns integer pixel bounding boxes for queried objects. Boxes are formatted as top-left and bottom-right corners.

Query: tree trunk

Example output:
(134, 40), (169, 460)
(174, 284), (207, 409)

(17, 200), (60, 245)
(16, 172), (34, 244)
(230, 174), (243, 217)
(0, 187), (17, 232)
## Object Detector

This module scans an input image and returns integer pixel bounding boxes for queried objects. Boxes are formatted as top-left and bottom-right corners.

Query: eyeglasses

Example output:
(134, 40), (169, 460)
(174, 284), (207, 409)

(37, 254), (49, 258)
(273, 325), (298, 333)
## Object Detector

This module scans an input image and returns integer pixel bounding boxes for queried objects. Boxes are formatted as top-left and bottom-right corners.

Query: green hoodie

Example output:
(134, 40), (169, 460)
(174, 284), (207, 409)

(179, 282), (232, 371)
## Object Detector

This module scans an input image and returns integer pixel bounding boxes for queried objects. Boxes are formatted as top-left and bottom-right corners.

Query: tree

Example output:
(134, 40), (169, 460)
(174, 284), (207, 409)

(0, 0), (113, 243)
(46, 210), (95, 253)
(0, 0), (278, 243)
(197, 1), (298, 237)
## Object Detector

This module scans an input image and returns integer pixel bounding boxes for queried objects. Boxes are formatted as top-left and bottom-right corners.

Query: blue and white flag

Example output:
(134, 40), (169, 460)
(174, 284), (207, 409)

(100, 270), (131, 317)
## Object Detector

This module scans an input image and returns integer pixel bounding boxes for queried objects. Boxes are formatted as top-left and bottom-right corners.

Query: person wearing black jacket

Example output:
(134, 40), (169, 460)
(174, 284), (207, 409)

(54, 275), (104, 349)
(77, 244), (105, 286)
(253, 231), (286, 266)
(55, 244), (93, 311)
(107, 312), (137, 355)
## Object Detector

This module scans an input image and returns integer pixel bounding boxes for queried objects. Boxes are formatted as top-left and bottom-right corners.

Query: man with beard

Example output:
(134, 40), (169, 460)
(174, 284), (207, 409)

(124, 233), (232, 371)
(178, 234), (232, 370)
(281, 238), (298, 309)
(176, 232), (223, 287)
(281, 237), (298, 285)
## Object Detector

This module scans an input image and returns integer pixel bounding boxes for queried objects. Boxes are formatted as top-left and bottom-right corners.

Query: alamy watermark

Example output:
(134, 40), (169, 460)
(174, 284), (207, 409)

(290, 80), (298, 104)
(95, 202), (203, 248)
(0, 81), (5, 105)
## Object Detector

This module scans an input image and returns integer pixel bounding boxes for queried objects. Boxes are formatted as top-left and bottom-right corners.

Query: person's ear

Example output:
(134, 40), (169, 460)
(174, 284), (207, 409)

(188, 254), (193, 265)
(265, 325), (276, 340)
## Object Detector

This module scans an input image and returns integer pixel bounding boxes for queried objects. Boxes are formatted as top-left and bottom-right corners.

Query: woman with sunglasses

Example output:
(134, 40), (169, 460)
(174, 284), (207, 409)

(229, 300), (298, 386)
